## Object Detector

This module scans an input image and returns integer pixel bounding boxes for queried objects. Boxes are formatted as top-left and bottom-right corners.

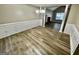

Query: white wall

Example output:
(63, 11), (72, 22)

(64, 5), (79, 54)
(67, 5), (79, 32)
(0, 19), (42, 39)
(64, 24), (79, 55)
(45, 9), (53, 22)
(46, 10), (52, 17)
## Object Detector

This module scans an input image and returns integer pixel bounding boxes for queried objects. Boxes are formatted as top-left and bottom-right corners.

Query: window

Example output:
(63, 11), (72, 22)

(56, 13), (64, 20)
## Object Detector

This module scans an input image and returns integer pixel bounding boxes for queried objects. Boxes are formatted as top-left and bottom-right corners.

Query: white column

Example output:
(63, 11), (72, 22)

(42, 8), (46, 27)
(59, 5), (69, 32)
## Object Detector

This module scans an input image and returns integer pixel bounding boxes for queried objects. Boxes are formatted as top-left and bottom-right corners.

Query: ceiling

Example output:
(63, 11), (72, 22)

(31, 4), (65, 8)
(31, 4), (66, 11)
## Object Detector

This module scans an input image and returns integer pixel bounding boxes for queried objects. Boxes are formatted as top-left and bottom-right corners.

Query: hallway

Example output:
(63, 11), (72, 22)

(45, 22), (61, 31)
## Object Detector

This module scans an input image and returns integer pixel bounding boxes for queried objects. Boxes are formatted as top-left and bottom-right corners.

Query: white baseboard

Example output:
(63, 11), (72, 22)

(0, 19), (42, 39)
(64, 24), (79, 55)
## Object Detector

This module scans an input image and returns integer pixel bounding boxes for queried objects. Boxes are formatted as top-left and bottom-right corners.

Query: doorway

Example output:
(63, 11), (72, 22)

(45, 6), (66, 31)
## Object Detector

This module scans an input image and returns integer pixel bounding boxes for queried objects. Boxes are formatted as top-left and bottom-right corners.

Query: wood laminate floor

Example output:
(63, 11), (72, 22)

(0, 26), (70, 55)
(74, 45), (79, 55)
(45, 22), (61, 31)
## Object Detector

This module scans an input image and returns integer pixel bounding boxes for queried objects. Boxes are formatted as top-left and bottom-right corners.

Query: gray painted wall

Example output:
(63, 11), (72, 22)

(53, 6), (65, 21)
(0, 4), (40, 24)
(66, 4), (79, 32)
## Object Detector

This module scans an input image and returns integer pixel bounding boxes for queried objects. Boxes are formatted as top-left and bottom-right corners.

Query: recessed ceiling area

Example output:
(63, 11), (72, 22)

(31, 4), (65, 8)
(31, 4), (66, 11)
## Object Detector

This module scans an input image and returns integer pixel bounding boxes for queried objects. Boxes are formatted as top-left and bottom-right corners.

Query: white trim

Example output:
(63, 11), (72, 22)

(64, 24), (79, 55)
(0, 19), (42, 39)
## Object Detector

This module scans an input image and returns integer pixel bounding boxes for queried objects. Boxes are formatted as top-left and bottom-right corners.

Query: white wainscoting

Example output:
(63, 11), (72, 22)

(64, 24), (79, 55)
(0, 19), (42, 39)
